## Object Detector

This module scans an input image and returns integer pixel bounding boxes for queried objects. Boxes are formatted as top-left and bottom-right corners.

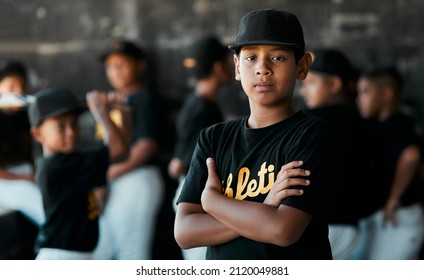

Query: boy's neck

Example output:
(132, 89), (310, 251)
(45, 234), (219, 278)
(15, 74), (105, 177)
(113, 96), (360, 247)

(248, 104), (295, 129)
(117, 83), (142, 96)
(378, 105), (397, 122)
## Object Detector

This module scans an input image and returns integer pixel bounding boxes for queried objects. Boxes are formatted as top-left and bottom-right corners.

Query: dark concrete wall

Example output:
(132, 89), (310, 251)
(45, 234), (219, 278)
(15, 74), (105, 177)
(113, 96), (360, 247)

(1, 0), (424, 121)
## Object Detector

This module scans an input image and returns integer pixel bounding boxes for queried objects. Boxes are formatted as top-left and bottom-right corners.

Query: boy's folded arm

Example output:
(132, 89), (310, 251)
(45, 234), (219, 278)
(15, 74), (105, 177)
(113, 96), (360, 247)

(202, 190), (311, 247)
(174, 202), (240, 249)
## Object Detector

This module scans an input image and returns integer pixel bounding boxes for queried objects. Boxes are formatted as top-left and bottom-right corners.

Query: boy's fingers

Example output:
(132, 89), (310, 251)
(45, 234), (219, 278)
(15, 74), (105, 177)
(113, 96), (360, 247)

(279, 168), (311, 181)
(206, 157), (217, 176)
(281, 160), (303, 172)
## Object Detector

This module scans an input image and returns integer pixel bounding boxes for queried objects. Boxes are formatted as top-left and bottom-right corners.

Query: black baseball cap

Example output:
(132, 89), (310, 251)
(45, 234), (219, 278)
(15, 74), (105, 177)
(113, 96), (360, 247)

(228, 8), (305, 53)
(28, 87), (83, 127)
(100, 40), (146, 62)
(0, 60), (27, 81)
(309, 49), (357, 84)
(183, 36), (229, 79)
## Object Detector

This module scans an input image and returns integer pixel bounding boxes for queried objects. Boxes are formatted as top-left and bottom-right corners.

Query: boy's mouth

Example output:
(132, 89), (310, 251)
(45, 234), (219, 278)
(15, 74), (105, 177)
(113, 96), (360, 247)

(255, 82), (273, 92)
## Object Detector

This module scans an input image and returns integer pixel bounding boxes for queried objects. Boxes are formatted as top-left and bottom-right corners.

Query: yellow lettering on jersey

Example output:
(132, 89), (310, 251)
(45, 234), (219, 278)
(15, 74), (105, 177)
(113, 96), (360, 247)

(224, 162), (276, 200)
(87, 191), (100, 220)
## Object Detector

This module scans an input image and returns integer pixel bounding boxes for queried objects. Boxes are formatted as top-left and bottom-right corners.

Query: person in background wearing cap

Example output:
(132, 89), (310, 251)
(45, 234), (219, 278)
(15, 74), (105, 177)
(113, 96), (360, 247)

(355, 67), (424, 259)
(299, 49), (376, 259)
(92, 40), (165, 260)
(0, 61), (45, 234)
(167, 35), (231, 260)
(174, 8), (337, 259)
(29, 87), (128, 259)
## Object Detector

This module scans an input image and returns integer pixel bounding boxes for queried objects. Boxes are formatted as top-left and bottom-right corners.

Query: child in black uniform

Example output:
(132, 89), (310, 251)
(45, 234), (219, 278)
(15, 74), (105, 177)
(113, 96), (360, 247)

(356, 67), (424, 259)
(175, 8), (337, 259)
(168, 35), (231, 260)
(29, 87), (128, 259)
(299, 49), (374, 259)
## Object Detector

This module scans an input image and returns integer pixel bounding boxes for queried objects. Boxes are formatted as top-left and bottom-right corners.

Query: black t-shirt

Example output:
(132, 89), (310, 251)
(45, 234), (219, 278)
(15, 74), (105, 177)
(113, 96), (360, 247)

(127, 87), (159, 143)
(374, 112), (421, 208)
(0, 110), (32, 167)
(173, 94), (223, 165)
(177, 111), (336, 260)
(304, 105), (377, 224)
(35, 146), (109, 252)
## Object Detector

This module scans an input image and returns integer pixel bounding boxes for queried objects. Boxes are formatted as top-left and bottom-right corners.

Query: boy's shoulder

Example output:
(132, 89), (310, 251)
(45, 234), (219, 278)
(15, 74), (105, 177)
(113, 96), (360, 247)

(201, 111), (332, 137)
(38, 146), (108, 172)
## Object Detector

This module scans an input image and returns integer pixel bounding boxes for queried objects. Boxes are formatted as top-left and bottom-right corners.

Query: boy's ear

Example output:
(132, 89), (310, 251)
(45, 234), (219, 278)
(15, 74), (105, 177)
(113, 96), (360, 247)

(233, 54), (241, 81)
(297, 53), (312, 81)
(329, 76), (343, 95)
(382, 85), (396, 103)
(136, 60), (146, 75)
(31, 127), (43, 144)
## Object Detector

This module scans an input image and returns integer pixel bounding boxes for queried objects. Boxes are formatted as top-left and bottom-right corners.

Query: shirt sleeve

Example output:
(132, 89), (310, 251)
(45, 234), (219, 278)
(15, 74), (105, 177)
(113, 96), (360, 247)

(130, 89), (159, 142)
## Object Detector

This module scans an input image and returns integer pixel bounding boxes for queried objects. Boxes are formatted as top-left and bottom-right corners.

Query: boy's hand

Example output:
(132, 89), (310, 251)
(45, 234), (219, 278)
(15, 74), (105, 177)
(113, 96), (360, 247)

(107, 91), (131, 112)
(201, 158), (223, 206)
(86, 90), (109, 116)
(383, 198), (399, 227)
(263, 161), (310, 207)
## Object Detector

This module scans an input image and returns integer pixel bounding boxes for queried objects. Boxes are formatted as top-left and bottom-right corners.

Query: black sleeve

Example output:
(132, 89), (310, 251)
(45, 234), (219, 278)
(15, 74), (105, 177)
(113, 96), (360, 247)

(131, 89), (159, 142)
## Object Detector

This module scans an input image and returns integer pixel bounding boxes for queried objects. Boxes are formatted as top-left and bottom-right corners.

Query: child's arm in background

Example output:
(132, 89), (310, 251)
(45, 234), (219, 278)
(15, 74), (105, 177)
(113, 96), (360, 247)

(86, 90), (129, 163)
(384, 145), (421, 226)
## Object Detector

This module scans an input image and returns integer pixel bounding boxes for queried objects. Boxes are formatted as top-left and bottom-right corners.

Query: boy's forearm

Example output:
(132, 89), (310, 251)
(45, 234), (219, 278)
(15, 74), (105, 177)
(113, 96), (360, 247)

(94, 109), (128, 163)
(175, 204), (239, 249)
(388, 145), (421, 203)
(202, 188), (310, 247)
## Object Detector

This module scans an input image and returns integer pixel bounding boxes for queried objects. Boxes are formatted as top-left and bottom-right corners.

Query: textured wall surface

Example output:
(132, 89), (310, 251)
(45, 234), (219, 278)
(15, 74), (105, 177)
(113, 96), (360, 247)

(1, 0), (423, 121)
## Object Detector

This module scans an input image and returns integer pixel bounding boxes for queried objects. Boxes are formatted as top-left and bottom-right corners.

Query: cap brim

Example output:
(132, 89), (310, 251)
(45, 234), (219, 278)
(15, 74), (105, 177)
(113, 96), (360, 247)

(32, 106), (85, 127)
(228, 41), (304, 52)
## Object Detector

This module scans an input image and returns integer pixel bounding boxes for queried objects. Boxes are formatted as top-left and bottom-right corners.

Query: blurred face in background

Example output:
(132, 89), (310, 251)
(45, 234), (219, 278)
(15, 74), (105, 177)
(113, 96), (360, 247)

(32, 112), (79, 155)
(299, 71), (337, 109)
(105, 54), (144, 92)
(356, 77), (384, 119)
(0, 75), (27, 95)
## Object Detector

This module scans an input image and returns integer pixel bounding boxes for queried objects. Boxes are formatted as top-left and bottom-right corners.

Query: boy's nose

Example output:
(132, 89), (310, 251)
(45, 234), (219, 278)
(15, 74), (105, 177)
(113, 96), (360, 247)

(255, 60), (272, 76)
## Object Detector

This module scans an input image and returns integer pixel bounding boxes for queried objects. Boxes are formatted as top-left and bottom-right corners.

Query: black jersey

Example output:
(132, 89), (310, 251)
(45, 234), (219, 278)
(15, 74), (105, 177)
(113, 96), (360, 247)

(35, 146), (109, 252)
(375, 112), (421, 208)
(0, 110), (32, 167)
(173, 94), (223, 165)
(127, 87), (159, 143)
(304, 105), (376, 224)
(178, 111), (336, 259)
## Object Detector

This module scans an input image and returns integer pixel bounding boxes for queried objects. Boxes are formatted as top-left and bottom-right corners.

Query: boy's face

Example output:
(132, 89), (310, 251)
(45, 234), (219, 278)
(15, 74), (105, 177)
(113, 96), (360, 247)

(0, 75), (26, 95)
(234, 45), (309, 108)
(32, 112), (79, 155)
(299, 71), (335, 109)
(105, 53), (144, 91)
(356, 77), (384, 119)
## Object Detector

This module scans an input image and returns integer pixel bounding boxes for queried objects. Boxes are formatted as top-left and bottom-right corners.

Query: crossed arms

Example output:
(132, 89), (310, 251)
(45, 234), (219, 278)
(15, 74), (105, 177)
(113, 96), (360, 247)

(174, 159), (312, 248)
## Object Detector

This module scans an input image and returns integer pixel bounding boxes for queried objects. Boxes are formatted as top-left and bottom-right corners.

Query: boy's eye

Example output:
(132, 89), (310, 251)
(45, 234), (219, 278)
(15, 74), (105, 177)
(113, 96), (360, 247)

(272, 56), (286, 61)
(245, 55), (256, 61)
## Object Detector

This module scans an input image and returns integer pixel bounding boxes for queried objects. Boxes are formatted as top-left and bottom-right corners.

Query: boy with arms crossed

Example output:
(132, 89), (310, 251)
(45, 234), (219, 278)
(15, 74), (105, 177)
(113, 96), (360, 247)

(29, 87), (128, 259)
(175, 8), (336, 259)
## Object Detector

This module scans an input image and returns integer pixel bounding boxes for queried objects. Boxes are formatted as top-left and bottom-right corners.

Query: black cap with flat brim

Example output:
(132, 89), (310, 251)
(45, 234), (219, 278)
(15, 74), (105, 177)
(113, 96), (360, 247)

(28, 87), (84, 127)
(228, 8), (305, 53)
(100, 40), (146, 62)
